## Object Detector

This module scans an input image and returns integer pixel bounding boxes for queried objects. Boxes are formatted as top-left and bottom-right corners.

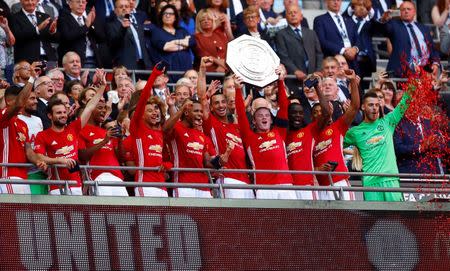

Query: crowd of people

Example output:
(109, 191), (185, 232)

(0, 0), (448, 201)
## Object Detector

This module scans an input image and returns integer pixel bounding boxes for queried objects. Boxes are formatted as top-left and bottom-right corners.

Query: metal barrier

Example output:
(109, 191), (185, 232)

(1, 163), (448, 199)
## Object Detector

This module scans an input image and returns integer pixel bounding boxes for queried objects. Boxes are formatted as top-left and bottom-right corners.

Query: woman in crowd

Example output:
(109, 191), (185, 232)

(64, 80), (84, 112)
(151, 5), (196, 74)
(239, 5), (273, 47)
(380, 81), (397, 114)
(431, 0), (450, 28)
(0, 15), (14, 77)
(206, 0), (234, 40)
(169, 0), (196, 35)
(194, 9), (230, 72)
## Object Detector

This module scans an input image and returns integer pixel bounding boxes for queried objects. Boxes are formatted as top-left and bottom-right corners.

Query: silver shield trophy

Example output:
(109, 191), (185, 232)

(226, 34), (280, 88)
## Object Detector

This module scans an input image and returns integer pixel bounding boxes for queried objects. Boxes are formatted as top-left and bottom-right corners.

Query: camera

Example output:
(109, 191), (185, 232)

(304, 76), (319, 88)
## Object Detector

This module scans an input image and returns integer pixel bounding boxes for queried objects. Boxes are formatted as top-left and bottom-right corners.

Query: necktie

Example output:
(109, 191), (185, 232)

(294, 28), (309, 69)
(28, 14), (37, 27)
(335, 15), (348, 39)
(407, 23), (422, 58)
(77, 16), (84, 26)
(294, 28), (302, 38)
(105, 0), (114, 17)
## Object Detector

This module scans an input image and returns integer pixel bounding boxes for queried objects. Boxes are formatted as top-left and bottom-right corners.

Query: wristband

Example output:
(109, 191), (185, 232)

(28, 76), (35, 85)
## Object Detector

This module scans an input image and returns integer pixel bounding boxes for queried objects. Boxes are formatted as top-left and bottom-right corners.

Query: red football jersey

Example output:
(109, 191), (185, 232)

(286, 122), (319, 185)
(313, 117), (350, 185)
(168, 122), (209, 185)
(0, 108), (29, 179)
(79, 124), (123, 180)
(203, 115), (250, 183)
(34, 119), (82, 190)
(235, 84), (292, 185)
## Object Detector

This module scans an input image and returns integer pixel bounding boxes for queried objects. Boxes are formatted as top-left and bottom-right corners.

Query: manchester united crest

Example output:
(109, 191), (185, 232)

(325, 129), (333, 136)
(267, 132), (275, 138)
(297, 132), (304, 138)
(67, 134), (74, 141)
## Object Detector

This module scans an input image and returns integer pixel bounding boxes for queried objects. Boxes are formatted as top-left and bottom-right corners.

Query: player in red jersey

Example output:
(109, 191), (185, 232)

(0, 83), (47, 194)
(79, 97), (128, 196)
(284, 77), (331, 200)
(123, 65), (174, 197)
(34, 83), (106, 195)
(198, 57), (253, 199)
(164, 99), (231, 198)
(235, 67), (296, 200)
(312, 70), (360, 200)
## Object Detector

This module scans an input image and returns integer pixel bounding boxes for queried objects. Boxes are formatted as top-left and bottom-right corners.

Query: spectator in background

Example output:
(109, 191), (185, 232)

(239, 5), (273, 48)
(431, 0), (450, 28)
(64, 80), (83, 111)
(372, 0), (396, 20)
(151, 5), (196, 74)
(314, 0), (360, 71)
(351, 0), (376, 89)
(129, 0), (149, 25)
(110, 65), (131, 91)
(12, 61), (34, 86)
(106, 0), (152, 70)
(170, 0), (196, 35)
(62, 51), (83, 82)
(379, 1), (440, 77)
(276, 5), (322, 81)
(33, 75), (54, 129)
(9, 0), (58, 63)
(206, 0), (234, 40)
(57, 0), (107, 68)
(380, 80), (397, 113)
(0, 14), (14, 78)
(47, 69), (65, 92)
(11, 0), (61, 19)
(194, 9), (230, 72)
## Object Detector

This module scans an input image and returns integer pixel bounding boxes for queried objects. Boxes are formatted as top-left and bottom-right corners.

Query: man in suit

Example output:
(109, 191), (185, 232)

(379, 1), (440, 77)
(33, 75), (54, 129)
(11, 0), (61, 19)
(105, 0), (152, 70)
(9, 0), (59, 63)
(275, 5), (322, 81)
(313, 0), (360, 71)
(57, 0), (107, 68)
(372, 0), (396, 20)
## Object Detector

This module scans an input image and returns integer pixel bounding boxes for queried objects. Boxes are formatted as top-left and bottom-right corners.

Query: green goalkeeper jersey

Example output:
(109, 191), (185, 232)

(344, 93), (411, 186)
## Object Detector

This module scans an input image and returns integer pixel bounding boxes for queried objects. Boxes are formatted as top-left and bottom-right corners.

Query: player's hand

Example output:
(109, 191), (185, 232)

(219, 142), (235, 165)
(60, 158), (77, 169)
(181, 99), (193, 112)
(316, 163), (333, 172)
(233, 74), (244, 88)
(200, 56), (214, 70)
(275, 64), (287, 81)
(36, 159), (48, 171)
(206, 80), (221, 98)
(165, 90), (176, 106)
(343, 69), (357, 82)
(30, 61), (42, 77)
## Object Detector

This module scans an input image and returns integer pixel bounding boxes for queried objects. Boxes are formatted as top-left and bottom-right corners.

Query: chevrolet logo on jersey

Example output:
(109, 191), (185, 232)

(55, 145), (75, 155)
(259, 139), (276, 150)
(93, 138), (103, 145)
(149, 145), (162, 153)
(287, 141), (302, 152)
(366, 136), (384, 145)
(187, 142), (204, 151)
(314, 139), (331, 151)
(226, 133), (242, 144)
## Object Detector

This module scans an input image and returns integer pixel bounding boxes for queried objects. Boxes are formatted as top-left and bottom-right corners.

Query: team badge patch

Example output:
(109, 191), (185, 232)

(325, 129), (333, 136)
(297, 132), (304, 138)
(67, 134), (74, 141)
(267, 132), (275, 138)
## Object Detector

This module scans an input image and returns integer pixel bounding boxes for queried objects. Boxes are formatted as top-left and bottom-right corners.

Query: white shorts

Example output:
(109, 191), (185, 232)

(296, 186), (318, 200)
(256, 184), (297, 200)
(135, 187), (168, 197)
(221, 177), (255, 199)
(0, 177), (30, 194)
(318, 179), (355, 201)
(94, 173), (128, 196)
(49, 187), (83, 195)
(175, 188), (212, 198)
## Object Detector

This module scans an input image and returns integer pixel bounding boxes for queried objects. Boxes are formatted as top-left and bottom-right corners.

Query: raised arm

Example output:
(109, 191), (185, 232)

(342, 69), (361, 126)
(130, 66), (163, 134)
(163, 100), (192, 135)
(2, 81), (32, 122)
(235, 83), (252, 141)
(80, 84), (106, 128)
(315, 78), (332, 131)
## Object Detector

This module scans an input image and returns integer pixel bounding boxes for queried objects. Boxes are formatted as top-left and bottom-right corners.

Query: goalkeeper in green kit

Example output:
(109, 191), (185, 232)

(344, 86), (413, 201)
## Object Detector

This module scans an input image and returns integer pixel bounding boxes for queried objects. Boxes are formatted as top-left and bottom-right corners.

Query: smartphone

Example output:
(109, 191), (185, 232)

(327, 161), (338, 172)
(304, 77), (319, 88)
(155, 61), (169, 71)
(124, 14), (130, 19)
